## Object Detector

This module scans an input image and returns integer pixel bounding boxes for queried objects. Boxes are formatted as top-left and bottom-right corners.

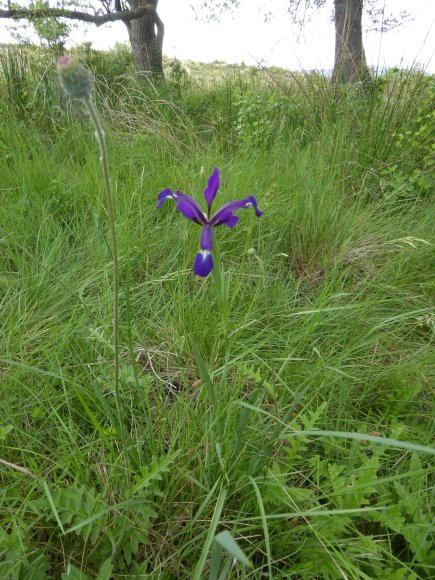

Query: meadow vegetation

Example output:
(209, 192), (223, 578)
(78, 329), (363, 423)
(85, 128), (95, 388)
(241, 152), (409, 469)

(0, 42), (434, 578)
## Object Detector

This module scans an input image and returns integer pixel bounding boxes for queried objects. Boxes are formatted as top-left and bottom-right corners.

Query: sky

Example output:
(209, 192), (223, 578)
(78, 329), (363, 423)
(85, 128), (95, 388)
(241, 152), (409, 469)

(1, 0), (434, 72)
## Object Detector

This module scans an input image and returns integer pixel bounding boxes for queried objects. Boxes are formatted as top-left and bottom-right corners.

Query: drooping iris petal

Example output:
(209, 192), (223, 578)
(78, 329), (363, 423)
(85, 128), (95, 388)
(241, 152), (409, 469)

(158, 189), (207, 225)
(193, 225), (214, 277)
(209, 195), (263, 228)
(194, 251), (214, 277)
(203, 167), (220, 216)
(212, 213), (240, 228)
(157, 188), (176, 209)
(175, 197), (207, 225)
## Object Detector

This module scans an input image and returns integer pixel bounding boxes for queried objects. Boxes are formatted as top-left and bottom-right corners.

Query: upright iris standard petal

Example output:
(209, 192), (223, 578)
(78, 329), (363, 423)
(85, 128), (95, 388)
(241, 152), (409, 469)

(209, 195), (263, 228)
(157, 189), (207, 225)
(203, 167), (220, 216)
(194, 225), (214, 277)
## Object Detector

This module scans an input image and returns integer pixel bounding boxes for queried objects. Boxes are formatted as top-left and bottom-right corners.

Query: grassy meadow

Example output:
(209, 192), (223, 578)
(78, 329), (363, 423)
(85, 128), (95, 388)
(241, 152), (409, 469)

(0, 43), (434, 578)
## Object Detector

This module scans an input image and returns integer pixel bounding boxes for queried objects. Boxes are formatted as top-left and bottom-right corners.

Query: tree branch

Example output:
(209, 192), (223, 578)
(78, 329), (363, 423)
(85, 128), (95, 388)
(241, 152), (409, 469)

(0, 4), (152, 27)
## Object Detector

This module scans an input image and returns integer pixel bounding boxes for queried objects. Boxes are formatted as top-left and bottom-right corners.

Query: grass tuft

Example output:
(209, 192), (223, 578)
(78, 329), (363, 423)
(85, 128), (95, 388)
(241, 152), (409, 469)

(0, 43), (434, 577)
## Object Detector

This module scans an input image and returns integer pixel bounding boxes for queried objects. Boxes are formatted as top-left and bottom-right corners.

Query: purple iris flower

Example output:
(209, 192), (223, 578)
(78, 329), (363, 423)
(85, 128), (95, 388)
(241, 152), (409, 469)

(157, 167), (263, 277)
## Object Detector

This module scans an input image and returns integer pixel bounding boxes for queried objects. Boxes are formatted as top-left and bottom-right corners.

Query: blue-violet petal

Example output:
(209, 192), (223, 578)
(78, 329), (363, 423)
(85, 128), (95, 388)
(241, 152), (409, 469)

(175, 197), (207, 225)
(157, 189), (206, 225)
(157, 188), (176, 209)
(203, 167), (220, 215)
(200, 225), (214, 251)
(194, 251), (214, 277)
(209, 195), (263, 228)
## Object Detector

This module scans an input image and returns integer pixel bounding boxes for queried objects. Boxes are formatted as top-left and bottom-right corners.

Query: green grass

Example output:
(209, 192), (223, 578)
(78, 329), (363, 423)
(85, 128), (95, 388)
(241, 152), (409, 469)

(0, 44), (434, 578)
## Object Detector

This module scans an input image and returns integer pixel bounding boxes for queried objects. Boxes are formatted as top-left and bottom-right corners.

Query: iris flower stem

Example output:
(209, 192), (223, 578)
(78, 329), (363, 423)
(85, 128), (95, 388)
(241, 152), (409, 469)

(211, 241), (229, 337)
(211, 242), (233, 416)
(83, 95), (130, 488)
(254, 254), (276, 395)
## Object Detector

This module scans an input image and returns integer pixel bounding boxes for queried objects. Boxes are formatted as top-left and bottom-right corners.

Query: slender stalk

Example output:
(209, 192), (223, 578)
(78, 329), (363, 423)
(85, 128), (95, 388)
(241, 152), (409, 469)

(211, 240), (229, 339)
(83, 95), (130, 486)
(254, 253), (276, 394)
(211, 244), (234, 417)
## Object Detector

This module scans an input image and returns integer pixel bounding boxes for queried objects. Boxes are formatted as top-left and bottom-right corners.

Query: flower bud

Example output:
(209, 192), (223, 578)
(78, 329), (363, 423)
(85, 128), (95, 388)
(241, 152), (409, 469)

(57, 56), (93, 99)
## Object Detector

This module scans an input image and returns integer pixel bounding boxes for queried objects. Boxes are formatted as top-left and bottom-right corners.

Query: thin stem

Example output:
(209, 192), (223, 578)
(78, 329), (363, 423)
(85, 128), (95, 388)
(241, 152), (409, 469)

(211, 240), (229, 338)
(83, 95), (130, 487)
(255, 254), (276, 394)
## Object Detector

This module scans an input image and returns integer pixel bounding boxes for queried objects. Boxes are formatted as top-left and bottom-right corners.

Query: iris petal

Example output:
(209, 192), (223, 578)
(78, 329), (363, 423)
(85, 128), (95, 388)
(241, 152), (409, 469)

(157, 188), (176, 209)
(200, 225), (214, 250)
(211, 212), (240, 228)
(157, 189), (206, 225)
(194, 251), (214, 277)
(175, 199), (206, 224)
(203, 167), (220, 216)
(209, 195), (263, 228)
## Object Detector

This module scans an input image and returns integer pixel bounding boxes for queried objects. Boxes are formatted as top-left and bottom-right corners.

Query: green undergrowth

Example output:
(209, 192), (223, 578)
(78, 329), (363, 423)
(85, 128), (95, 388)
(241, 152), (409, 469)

(0, 44), (434, 578)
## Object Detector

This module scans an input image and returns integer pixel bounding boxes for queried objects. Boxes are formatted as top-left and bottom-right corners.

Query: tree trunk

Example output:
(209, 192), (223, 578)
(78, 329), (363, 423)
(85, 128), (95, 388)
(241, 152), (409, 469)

(125, 0), (164, 77)
(332, 0), (370, 84)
